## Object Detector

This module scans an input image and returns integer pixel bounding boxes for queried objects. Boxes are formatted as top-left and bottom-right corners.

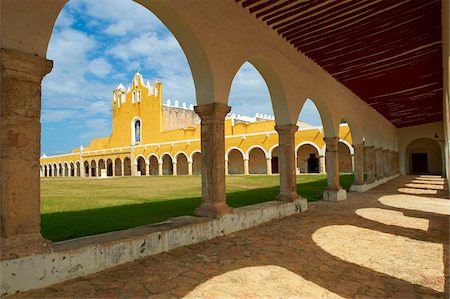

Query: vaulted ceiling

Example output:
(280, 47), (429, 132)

(235, 0), (443, 128)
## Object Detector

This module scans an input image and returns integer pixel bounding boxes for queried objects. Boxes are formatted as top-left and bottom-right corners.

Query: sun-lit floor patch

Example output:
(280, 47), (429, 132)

(312, 225), (444, 292)
(405, 183), (444, 190)
(355, 208), (429, 231)
(379, 194), (450, 215)
(398, 187), (438, 195)
(184, 265), (343, 298)
(411, 180), (445, 185)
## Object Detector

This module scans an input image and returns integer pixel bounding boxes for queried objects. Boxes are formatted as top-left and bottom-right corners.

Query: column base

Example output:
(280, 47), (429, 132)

(294, 197), (308, 212)
(323, 188), (347, 201)
(277, 191), (300, 202)
(195, 202), (233, 218)
(0, 233), (52, 260)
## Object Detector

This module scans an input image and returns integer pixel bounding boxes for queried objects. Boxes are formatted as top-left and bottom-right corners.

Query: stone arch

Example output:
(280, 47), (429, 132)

(176, 152), (189, 175)
(269, 145), (280, 174)
(113, 158), (121, 176)
(83, 161), (89, 177)
(226, 147), (246, 160)
(69, 162), (75, 177)
(90, 160), (97, 177)
(136, 155), (146, 175)
(123, 157), (132, 176)
(106, 159), (113, 176)
(298, 98), (336, 138)
(76, 161), (81, 177)
(296, 143), (320, 173)
(161, 154), (173, 175)
(63, 162), (69, 177)
(53, 163), (58, 176)
(228, 148), (244, 175)
(226, 57), (290, 125)
(48, 164), (53, 177)
(58, 163), (63, 176)
(98, 159), (106, 176)
(248, 147), (267, 174)
(406, 138), (442, 174)
(191, 151), (202, 175)
(148, 155), (159, 175)
(338, 142), (353, 173)
(43, 165), (48, 177)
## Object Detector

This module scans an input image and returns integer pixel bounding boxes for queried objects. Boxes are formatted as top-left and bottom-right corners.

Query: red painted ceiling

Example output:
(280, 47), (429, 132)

(235, 0), (443, 128)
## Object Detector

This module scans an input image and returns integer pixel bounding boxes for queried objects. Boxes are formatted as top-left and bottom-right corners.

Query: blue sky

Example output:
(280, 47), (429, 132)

(42, 0), (321, 156)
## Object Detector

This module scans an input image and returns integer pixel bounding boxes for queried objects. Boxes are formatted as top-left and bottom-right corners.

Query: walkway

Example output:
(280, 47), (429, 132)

(12, 176), (449, 298)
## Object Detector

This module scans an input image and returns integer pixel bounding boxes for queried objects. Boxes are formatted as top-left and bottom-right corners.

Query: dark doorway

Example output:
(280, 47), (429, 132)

(272, 157), (279, 174)
(307, 154), (319, 173)
(412, 153), (427, 173)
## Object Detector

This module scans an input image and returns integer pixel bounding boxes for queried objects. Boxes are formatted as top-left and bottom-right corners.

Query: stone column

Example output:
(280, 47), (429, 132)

(172, 162), (177, 176)
(323, 137), (347, 201)
(0, 49), (53, 259)
(158, 162), (163, 176)
(395, 151), (400, 174)
(375, 147), (384, 180)
(364, 146), (376, 183)
(121, 164), (124, 177)
(352, 144), (365, 186)
(131, 163), (137, 176)
(319, 155), (326, 174)
(224, 160), (228, 176)
(275, 125), (300, 202)
(188, 161), (193, 175)
(266, 157), (272, 175)
(243, 158), (249, 175)
(194, 103), (232, 217)
(383, 149), (390, 178)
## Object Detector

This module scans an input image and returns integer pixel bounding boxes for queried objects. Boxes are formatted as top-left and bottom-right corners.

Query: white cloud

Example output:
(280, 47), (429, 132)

(88, 58), (112, 77)
(42, 109), (76, 122)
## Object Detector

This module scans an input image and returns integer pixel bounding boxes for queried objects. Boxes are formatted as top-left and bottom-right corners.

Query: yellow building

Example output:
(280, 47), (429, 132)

(40, 72), (353, 178)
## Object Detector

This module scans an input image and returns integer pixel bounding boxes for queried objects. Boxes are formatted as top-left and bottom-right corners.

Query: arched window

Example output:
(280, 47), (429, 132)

(137, 90), (141, 102)
(134, 119), (141, 143)
(132, 91), (136, 103)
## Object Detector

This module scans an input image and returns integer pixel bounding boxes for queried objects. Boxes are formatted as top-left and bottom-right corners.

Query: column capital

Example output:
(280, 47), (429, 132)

(194, 103), (230, 121)
(324, 137), (339, 151)
(275, 124), (298, 135)
(1, 49), (53, 81)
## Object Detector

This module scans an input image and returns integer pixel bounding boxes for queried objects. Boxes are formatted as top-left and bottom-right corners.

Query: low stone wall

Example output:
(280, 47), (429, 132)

(0, 199), (306, 296)
(350, 174), (400, 192)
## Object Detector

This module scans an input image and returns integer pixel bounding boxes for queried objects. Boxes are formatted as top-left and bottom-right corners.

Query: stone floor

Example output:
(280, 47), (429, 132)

(11, 175), (449, 298)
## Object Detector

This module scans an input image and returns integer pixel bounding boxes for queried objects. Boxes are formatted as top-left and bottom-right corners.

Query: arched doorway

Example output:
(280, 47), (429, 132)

(149, 156), (159, 175)
(248, 147), (267, 174)
(84, 161), (89, 177)
(136, 156), (146, 175)
(48, 164), (53, 177)
(76, 162), (80, 177)
(90, 160), (97, 177)
(63, 163), (68, 177)
(44, 165), (48, 177)
(98, 159), (106, 176)
(192, 152), (202, 175)
(106, 159), (113, 177)
(271, 146), (279, 174)
(123, 157), (132, 176)
(114, 158), (122, 176)
(228, 149), (244, 174)
(69, 162), (75, 177)
(338, 142), (353, 173)
(406, 138), (442, 174)
(58, 163), (63, 177)
(176, 153), (188, 175)
(297, 144), (320, 173)
(162, 155), (173, 175)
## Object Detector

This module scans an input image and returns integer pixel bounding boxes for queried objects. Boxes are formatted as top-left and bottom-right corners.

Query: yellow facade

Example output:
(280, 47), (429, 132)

(40, 73), (353, 177)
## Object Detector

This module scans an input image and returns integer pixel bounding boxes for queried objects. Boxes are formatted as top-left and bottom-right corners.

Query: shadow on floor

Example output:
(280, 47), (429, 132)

(19, 175), (449, 298)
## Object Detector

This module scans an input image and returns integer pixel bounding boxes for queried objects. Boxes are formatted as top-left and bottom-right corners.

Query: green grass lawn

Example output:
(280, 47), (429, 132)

(41, 174), (353, 242)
